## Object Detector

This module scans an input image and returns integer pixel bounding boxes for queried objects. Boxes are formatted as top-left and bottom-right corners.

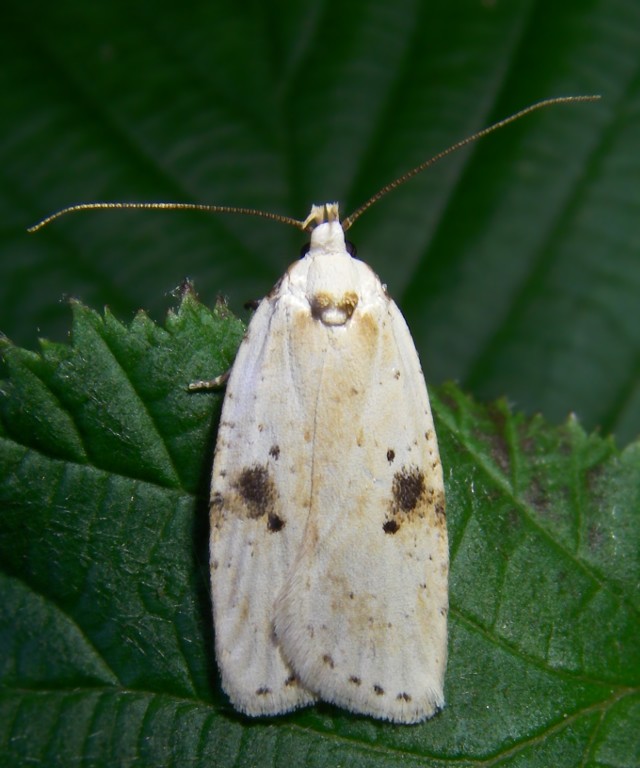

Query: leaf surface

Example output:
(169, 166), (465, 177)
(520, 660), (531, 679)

(1, 296), (637, 767)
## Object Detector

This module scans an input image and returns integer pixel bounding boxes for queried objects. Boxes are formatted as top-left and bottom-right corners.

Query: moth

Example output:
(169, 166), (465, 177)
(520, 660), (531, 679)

(204, 201), (447, 722)
(29, 95), (599, 723)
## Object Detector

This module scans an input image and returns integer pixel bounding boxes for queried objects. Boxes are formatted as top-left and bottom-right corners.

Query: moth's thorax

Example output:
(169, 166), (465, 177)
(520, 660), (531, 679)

(308, 219), (346, 256)
(287, 220), (381, 327)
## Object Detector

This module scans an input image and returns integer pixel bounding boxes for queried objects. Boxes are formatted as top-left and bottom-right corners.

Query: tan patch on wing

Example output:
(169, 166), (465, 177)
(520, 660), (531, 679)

(310, 290), (358, 325)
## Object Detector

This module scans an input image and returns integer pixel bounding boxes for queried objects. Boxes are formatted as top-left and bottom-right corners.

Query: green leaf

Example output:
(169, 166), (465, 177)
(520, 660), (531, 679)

(1, 295), (638, 768)
(2, 0), (640, 444)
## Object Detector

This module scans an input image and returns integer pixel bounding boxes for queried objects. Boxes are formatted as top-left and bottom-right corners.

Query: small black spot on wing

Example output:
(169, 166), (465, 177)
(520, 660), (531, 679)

(373, 685), (385, 696)
(396, 692), (412, 702)
(267, 513), (285, 532)
(386, 448), (395, 463)
(255, 686), (271, 696)
(383, 520), (399, 535)
(322, 654), (335, 668)
(269, 444), (280, 460)
(349, 675), (361, 686)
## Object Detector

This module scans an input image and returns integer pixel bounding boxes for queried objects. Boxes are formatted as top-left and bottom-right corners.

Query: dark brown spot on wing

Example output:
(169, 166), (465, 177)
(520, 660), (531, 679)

(392, 466), (425, 512)
(269, 444), (280, 460)
(373, 685), (385, 696)
(322, 654), (335, 668)
(386, 448), (395, 463)
(349, 676), (361, 686)
(255, 686), (271, 696)
(234, 464), (276, 519)
(383, 464), (438, 532)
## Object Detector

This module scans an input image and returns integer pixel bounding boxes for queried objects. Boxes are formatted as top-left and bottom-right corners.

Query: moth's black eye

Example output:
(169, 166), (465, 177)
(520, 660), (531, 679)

(299, 242), (311, 258)
(346, 240), (357, 257)
(244, 299), (261, 311)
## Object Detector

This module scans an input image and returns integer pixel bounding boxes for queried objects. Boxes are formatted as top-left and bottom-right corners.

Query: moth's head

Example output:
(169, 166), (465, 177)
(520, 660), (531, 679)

(300, 203), (356, 259)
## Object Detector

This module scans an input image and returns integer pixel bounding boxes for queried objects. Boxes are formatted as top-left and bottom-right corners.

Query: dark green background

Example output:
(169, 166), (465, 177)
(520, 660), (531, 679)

(3, 0), (639, 442)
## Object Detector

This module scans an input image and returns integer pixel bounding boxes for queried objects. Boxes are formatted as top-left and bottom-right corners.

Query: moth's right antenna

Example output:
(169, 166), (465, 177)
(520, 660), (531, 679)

(342, 95), (601, 231)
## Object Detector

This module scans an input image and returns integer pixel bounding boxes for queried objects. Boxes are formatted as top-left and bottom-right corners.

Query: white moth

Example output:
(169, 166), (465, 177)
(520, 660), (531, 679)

(28, 95), (599, 724)
(209, 202), (447, 723)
